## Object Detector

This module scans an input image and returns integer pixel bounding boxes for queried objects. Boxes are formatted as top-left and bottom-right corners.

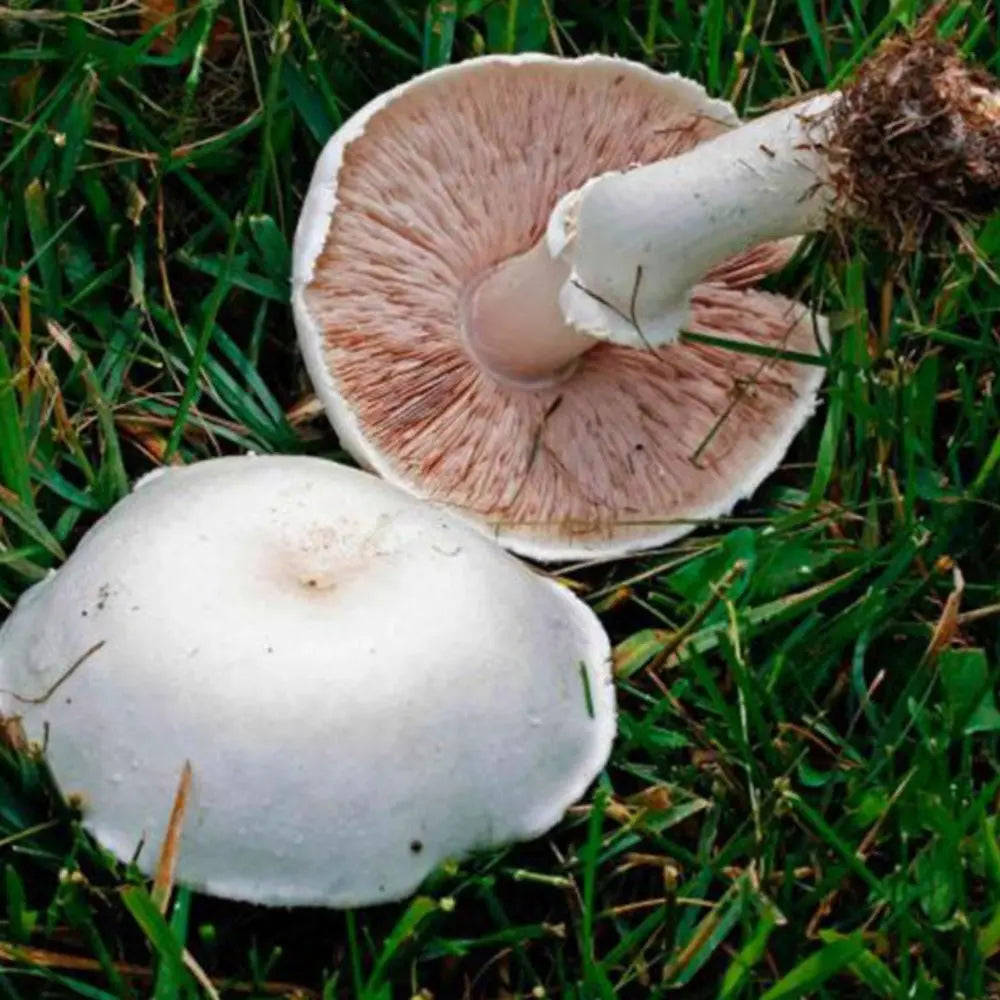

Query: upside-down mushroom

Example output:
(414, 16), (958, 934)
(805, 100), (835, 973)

(292, 30), (998, 562)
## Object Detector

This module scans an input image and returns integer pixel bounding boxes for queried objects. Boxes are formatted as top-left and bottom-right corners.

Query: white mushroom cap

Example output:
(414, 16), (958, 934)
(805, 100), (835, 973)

(0, 455), (614, 908)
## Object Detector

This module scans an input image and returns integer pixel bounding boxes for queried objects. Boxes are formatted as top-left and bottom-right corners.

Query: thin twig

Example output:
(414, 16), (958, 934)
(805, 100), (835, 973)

(1, 642), (105, 706)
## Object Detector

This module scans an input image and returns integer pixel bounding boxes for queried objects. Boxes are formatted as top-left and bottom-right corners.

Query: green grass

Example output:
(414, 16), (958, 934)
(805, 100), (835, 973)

(1, 0), (999, 997)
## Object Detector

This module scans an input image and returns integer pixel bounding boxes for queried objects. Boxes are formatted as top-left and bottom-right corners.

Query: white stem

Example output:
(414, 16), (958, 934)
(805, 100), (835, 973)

(548, 93), (841, 349)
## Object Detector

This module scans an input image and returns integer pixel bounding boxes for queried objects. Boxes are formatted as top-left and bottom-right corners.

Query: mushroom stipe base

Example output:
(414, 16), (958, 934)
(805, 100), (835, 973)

(826, 31), (1000, 249)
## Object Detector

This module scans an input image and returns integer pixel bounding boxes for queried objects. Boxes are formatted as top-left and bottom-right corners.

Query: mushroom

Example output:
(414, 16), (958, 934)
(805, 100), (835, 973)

(291, 31), (998, 563)
(292, 54), (824, 563)
(0, 455), (614, 908)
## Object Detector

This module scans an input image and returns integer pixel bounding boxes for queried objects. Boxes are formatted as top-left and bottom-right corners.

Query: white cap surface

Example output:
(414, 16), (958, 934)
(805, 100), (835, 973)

(0, 455), (614, 907)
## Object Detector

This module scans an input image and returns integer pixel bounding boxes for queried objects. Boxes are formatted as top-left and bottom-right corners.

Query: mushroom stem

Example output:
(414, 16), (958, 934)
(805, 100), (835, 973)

(550, 94), (837, 351)
(463, 93), (836, 373)
(461, 238), (594, 387)
(465, 33), (1000, 378)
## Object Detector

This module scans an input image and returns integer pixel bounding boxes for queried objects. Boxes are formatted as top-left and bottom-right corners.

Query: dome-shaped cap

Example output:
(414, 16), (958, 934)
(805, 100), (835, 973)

(0, 455), (614, 907)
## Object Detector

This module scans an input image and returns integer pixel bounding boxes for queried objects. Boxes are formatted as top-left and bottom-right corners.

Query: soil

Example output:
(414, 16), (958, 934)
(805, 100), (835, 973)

(827, 15), (1000, 250)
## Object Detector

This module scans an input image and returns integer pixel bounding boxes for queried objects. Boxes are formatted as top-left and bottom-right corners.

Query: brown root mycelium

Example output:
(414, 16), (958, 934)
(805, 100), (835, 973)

(827, 18), (1000, 250)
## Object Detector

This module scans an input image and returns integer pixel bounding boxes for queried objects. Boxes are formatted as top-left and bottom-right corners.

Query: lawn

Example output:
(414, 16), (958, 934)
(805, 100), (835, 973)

(1, 1), (999, 997)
